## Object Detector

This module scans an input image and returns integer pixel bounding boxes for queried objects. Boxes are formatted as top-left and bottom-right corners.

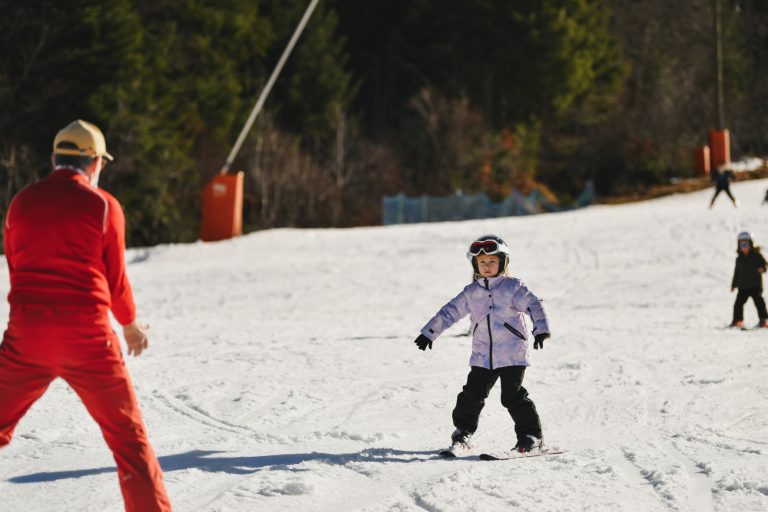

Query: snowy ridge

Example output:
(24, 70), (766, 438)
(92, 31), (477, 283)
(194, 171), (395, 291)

(1, 180), (768, 511)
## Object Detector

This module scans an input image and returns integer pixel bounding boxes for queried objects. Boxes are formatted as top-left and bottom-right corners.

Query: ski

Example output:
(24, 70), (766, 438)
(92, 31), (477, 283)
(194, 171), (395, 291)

(718, 324), (767, 331)
(479, 448), (566, 461)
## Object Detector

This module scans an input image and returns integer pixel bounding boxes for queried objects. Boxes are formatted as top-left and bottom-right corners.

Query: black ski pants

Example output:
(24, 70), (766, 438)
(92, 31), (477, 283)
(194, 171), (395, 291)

(733, 287), (768, 322)
(452, 365), (542, 442)
(710, 185), (736, 207)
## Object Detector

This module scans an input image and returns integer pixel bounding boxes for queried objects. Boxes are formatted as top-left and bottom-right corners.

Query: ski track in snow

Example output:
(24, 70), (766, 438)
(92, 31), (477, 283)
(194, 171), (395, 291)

(2, 181), (768, 511)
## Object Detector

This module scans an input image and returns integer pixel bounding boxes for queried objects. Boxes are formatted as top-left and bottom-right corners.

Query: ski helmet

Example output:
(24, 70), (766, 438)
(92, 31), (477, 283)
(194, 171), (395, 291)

(737, 231), (753, 242)
(467, 235), (510, 276)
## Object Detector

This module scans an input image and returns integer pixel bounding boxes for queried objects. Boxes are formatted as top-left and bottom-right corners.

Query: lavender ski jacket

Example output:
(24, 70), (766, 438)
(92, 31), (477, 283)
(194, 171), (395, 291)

(421, 275), (550, 369)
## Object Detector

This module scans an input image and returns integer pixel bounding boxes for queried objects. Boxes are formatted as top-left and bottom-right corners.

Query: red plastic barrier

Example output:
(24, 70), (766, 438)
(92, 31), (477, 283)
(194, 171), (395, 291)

(200, 172), (244, 242)
(693, 146), (710, 176)
(708, 130), (730, 171)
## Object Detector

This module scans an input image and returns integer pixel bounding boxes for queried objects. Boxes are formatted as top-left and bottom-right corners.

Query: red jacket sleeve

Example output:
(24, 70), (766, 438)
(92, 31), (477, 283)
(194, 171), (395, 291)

(102, 192), (136, 325)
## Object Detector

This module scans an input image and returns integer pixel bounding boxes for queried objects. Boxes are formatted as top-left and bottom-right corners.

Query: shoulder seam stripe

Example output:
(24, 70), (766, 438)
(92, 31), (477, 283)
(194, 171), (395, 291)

(76, 182), (109, 234)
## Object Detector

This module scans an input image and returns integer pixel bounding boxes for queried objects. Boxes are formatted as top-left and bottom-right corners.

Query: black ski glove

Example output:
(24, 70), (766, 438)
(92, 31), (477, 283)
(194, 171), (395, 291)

(534, 333), (550, 350)
(414, 334), (433, 350)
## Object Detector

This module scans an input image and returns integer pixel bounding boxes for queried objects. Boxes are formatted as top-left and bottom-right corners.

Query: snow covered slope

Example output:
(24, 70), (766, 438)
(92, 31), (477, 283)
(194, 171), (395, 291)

(1, 179), (768, 512)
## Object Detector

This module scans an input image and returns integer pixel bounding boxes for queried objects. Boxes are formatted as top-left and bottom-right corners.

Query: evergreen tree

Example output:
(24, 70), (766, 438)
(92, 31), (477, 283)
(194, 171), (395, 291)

(110, 0), (273, 245)
(261, 0), (355, 157)
(0, 0), (148, 246)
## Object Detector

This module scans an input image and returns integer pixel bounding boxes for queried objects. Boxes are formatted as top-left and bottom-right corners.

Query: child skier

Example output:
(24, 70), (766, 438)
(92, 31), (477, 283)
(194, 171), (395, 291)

(730, 231), (768, 328)
(709, 166), (738, 208)
(414, 235), (551, 455)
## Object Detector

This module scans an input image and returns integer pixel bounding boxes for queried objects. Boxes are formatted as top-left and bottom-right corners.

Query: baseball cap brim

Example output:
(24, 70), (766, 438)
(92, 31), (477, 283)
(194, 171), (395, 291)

(53, 120), (114, 161)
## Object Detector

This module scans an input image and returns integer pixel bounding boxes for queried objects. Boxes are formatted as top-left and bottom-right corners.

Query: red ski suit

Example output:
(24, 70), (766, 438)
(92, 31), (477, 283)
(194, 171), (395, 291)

(0, 169), (171, 511)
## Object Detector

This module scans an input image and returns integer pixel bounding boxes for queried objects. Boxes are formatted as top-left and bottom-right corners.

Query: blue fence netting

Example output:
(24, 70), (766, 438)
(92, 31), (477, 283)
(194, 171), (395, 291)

(382, 180), (594, 225)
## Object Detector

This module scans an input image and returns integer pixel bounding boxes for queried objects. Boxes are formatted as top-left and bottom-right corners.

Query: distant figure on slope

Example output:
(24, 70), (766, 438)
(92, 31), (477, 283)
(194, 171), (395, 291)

(709, 165), (738, 208)
(730, 231), (768, 329)
(413, 235), (551, 455)
(762, 188), (768, 205)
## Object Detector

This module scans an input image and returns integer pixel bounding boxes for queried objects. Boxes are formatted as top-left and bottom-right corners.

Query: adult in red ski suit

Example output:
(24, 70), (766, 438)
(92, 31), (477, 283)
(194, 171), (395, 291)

(0, 120), (172, 512)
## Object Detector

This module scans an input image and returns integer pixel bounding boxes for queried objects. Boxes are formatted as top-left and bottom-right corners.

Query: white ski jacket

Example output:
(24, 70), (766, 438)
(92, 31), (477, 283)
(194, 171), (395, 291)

(421, 275), (550, 369)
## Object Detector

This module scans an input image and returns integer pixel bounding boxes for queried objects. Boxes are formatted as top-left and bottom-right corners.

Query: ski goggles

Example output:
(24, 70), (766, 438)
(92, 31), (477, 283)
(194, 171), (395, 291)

(468, 239), (507, 257)
(739, 241), (751, 248)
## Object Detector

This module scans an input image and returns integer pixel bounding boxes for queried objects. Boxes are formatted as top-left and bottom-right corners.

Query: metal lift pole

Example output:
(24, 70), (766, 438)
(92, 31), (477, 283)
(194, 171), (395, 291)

(220, 0), (321, 174)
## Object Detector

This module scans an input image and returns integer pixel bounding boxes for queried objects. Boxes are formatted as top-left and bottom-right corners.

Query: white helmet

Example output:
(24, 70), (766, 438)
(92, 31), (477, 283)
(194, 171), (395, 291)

(467, 235), (510, 275)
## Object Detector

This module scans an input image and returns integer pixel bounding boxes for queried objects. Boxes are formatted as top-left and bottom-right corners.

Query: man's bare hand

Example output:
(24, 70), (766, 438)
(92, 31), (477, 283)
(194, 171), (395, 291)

(123, 320), (149, 357)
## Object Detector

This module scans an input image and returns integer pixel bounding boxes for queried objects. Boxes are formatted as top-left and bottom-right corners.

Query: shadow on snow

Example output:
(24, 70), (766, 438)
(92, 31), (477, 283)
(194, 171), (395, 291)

(7, 448), (439, 483)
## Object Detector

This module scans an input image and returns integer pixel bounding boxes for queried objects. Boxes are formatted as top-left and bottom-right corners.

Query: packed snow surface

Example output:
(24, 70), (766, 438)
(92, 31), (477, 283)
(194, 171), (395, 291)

(2, 180), (768, 512)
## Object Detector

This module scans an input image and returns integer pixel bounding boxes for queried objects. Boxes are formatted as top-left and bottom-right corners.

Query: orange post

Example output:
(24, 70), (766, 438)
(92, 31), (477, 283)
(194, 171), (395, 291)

(200, 171), (244, 242)
(708, 129), (730, 171)
(693, 146), (710, 176)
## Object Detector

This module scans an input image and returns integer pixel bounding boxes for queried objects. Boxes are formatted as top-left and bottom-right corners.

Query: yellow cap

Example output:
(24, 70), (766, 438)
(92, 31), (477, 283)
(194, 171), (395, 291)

(53, 119), (114, 161)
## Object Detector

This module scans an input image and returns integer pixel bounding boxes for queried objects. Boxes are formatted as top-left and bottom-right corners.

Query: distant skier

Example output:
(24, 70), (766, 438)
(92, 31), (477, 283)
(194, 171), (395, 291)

(730, 231), (768, 329)
(413, 235), (551, 455)
(709, 165), (737, 208)
(762, 188), (768, 205)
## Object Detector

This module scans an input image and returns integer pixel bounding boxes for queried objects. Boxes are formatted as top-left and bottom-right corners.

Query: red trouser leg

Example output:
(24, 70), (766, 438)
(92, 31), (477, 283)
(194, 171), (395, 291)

(0, 334), (55, 446)
(60, 330), (171, 512)
(2, 314), (171, 511)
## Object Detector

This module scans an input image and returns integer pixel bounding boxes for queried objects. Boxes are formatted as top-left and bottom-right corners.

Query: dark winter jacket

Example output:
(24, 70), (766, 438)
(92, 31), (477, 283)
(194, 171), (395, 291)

(713, 169), (733, 189)
(732, 246), (767, 290)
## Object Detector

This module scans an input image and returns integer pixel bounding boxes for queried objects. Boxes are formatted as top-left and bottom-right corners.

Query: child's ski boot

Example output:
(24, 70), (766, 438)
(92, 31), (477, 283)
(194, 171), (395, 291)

(513, 435), (542, 453)
(439, 429), (473, 458)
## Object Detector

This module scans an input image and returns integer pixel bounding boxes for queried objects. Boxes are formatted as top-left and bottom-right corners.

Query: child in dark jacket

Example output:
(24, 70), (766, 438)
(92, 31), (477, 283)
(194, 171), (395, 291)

(710, 166), (738, 208)
(730, 231), (768, 328)
(414, 235), (551, 454)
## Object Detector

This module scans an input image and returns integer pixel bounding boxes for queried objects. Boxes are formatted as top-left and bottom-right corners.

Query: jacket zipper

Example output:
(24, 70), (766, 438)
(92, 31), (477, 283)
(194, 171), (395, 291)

(484, 278), (493, 369)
